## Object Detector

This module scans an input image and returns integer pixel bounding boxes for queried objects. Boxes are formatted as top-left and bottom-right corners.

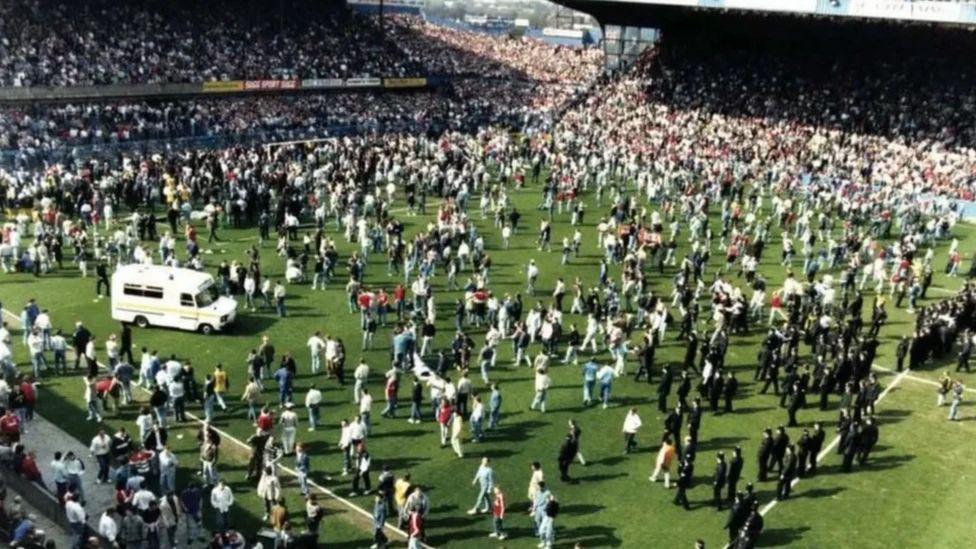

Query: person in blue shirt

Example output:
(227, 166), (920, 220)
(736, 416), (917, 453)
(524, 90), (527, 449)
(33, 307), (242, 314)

(467, 457), (494, 515)
(597, 363), (618, 409)
(581, 361), (598, 406)
(488, 383), (502, 429)
(275, 366), (293, 405)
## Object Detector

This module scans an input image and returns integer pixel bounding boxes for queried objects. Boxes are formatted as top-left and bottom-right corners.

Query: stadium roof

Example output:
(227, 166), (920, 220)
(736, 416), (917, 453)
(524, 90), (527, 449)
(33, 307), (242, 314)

(556, 0), (976, 27)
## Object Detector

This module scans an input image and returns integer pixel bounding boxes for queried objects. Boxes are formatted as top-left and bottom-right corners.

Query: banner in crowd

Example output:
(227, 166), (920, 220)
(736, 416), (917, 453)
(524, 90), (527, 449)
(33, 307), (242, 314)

(383, 77), (428, 89)
(201, 81), (244, 93)
(243, 80), (300, 91)
(302, 78), (346, 89)
(346, 77), (383, 88)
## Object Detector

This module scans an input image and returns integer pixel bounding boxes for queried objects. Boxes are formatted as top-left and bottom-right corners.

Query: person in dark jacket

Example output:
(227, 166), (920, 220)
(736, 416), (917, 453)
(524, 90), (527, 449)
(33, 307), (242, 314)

(726, 446), (743, 502)
(807, 422), (826, 475)
(657, 367), (673, 413)
(557, 432), (579, 482)
(756, 428), (773, 482)
(776, 445), (798, 500)
(725, 492), (747, 542)
(857, 417), (879, 465)
(723, 371), (738, 413)
(712, 452), (727, 509)
(673, 458), (694, 510)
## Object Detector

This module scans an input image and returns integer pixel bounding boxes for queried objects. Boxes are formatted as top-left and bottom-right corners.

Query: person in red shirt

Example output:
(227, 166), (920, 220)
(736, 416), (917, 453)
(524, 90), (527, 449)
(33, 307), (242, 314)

(393, 284), (406, 321)
(0, 409), (21, 443)
(437, 400), (453, 447)
(19, 378), (36, 423)
(257, 406), (274, 433)
(18, 450), (42, 483)
(490, 485), (507, 540)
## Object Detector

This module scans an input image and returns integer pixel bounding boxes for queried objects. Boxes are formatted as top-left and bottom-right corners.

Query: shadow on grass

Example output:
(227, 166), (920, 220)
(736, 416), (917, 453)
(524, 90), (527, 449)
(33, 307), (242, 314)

(760, 526), (812, 546)
(559, 524), (624, 547)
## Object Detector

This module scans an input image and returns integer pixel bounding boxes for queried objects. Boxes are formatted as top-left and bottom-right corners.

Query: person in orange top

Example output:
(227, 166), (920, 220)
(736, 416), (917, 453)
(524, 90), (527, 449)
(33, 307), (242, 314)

(490, 485), (507, 540)
(650, 435), (677, 488)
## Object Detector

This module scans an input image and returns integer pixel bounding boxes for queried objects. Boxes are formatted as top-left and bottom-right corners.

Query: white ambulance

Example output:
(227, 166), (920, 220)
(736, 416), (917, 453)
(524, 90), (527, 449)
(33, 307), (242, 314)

(111, 264), (238, 334)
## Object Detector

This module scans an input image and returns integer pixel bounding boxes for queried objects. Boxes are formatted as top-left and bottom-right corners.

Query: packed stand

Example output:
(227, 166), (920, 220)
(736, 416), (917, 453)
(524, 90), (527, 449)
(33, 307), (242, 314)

(0, 0), (421, 87)
(387, 15), (604, 84)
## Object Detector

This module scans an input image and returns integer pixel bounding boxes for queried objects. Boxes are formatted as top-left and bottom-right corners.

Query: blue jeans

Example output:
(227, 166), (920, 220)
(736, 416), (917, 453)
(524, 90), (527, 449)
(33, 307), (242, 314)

(600, 383), (612, 405)
(382, 397), (397, 417)
(276, 298), (286, 317)
(410, 402), (422, 421)
(473, 485), (491, 511)
(31, 352), (46, 378)
(540, 515), (555, 545)
(247, 402), (258, 422)
(583, 379), (595, 403)
(53, 350), (67, 374)
(160, 467), (176, 493)
(480, 360), (491, 383)
(153, 405), (167, 427)
(204, 395), (216, 422)
(472, 418), (484, 441)
(489, 407), (500, 429)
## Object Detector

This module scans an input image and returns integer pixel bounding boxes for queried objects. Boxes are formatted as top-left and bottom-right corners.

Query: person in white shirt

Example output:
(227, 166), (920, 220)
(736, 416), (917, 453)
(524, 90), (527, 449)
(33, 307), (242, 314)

(529, 367), (552, 413)
(622, 408), (643, 454)
(50, 329), (68, 375)
(84, 336), (98, 375)
(307, 331), (325, 374)
(279, 403), (299, 455)
(359, 389), (373, 436)
(34, 310), (52, 348)
(158, 447), (179, 494)
(105, 334), (120, 368)
(337, 420), (353, 476)
(132, 485), (157, 511)
(352, 361), (369, 404)
(89, 429), (112, 483)
(98, 509), (118, 545)
(305, 384), (323, 431)
(210, 480), (234, 532)
(525, 260), (539, 296)
(27, 329), (46, 379)
(65, 494), (87, 547)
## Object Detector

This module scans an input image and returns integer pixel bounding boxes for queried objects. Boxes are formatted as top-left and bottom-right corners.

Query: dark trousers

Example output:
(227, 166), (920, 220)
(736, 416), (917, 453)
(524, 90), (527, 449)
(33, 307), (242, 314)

(713, 484), (724, 508)
(96, 454), (110, 482)
(558, 459), (572, 481)
(776, 476), (793, 499)
(353, 470), (371, 493)
(674, 486), (690, 509)
(726, 478), (738, 502)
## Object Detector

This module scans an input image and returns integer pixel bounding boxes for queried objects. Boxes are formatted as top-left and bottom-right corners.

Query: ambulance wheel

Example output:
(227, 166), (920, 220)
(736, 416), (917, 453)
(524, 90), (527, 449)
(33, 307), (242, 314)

(199, 323), (214, 335)
(134, 316), (149, 328)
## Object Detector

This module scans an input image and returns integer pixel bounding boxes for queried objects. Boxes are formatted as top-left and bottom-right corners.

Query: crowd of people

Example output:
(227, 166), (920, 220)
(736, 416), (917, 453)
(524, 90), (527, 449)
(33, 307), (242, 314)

(0, 9), (973, 549)
(0, 0), (420, 88)
(386, 15), (603, 84)
(0, 88), (559, 164)
(0, 1), (602, 89)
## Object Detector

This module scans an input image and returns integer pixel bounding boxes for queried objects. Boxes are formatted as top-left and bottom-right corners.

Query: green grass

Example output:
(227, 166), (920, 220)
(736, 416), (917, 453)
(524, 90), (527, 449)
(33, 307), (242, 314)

(1, 184), (974, 548)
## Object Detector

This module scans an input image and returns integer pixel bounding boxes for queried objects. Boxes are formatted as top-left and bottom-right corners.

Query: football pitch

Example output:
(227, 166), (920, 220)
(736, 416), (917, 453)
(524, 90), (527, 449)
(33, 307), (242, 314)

(2, 184), (975, 549)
